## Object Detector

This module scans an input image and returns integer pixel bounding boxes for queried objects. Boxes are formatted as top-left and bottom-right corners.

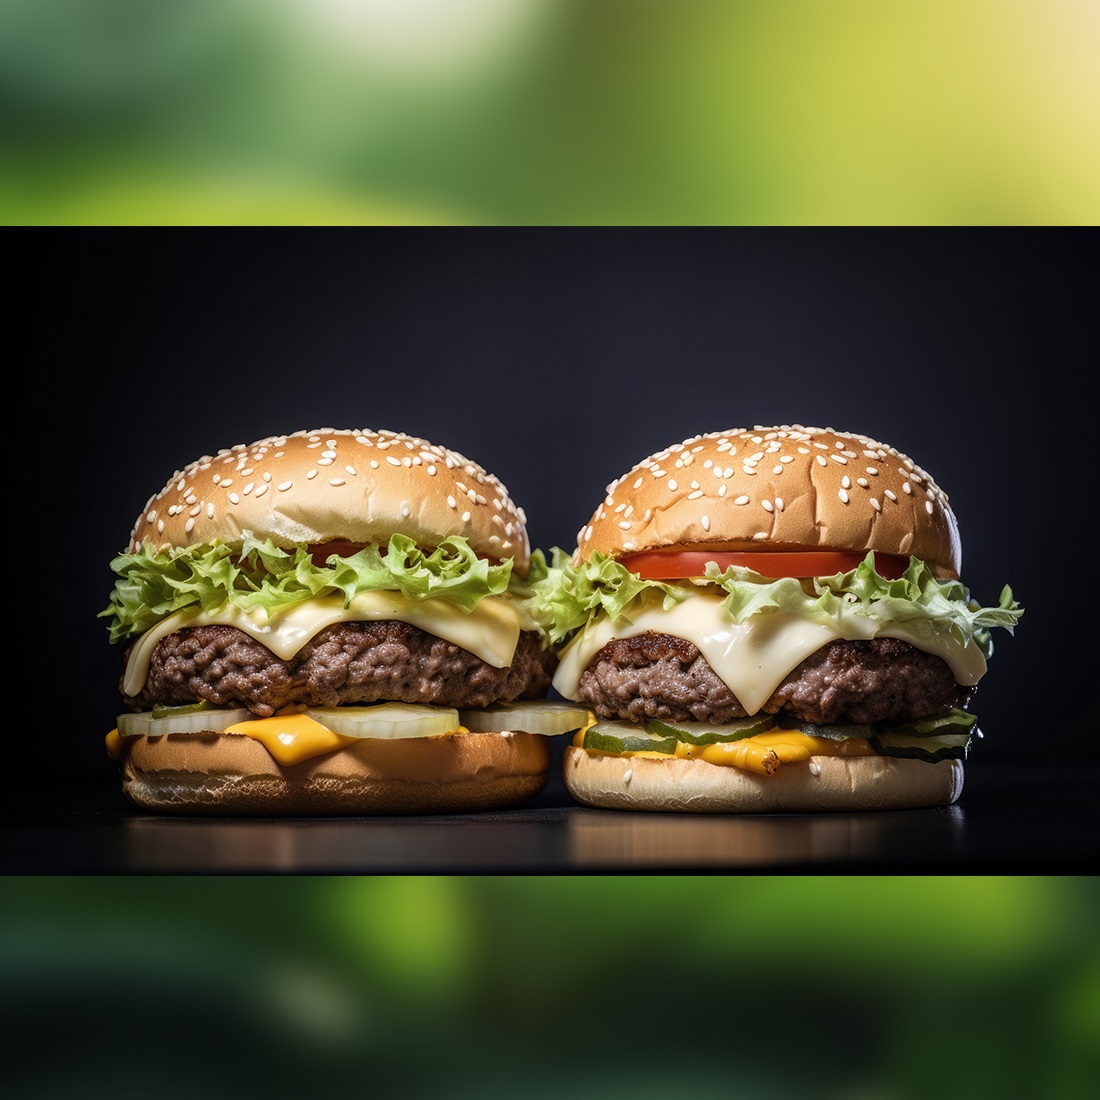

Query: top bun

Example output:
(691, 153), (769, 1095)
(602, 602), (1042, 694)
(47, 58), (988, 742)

(578, 425), (961, 578)
(128, 428), (531, 572)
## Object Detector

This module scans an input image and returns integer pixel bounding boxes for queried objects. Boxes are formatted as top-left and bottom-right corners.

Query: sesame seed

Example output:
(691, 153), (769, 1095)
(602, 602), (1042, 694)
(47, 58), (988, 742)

(734, 495), (750, 506)
(831, 454), (848, 465)
(839, 489), (849, 503)
(775, 497), (784, 511)
(255, 484), (268, 498)
(427, 465), (437, 476)
(462, 510), (471, 522)
(762, 499), (774, 513)
(688, 490), (703, 499)
(229, 493), (240, 504)
(329, 478), (345, 487)
(925, 501), (934, 514)
(668, 480), (678, 491)
(447, 495), (457, 509)
(386, 456), (401, 467)
(809, 762), (821, 776)
(842, 475), (851, 489)
(816, 455), (827, 467)
(369, 459), (379, 469)
(903, 482), (912, 494)
(345, 466), (356, 475)
(401, 501), (411, 517)
(701, 515), (710, 531)
(871, 498), (881, 511)
(618, 520), (631, 530)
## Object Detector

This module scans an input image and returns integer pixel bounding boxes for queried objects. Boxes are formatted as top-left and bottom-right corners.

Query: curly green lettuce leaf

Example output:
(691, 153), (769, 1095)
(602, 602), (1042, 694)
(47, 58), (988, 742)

(705, 553), (1022, 660)
(526, 550), (1022, 658)
(101, 534), (518, 644)
(525, 550), (692, 645)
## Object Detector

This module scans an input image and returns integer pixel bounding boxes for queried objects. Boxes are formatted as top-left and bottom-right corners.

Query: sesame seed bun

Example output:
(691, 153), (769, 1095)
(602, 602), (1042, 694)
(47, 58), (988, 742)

(563, 745), (964, 813)
(119, 730), (552, 816)
(578, 424), (961, 578)
(129, 427), (530, 572)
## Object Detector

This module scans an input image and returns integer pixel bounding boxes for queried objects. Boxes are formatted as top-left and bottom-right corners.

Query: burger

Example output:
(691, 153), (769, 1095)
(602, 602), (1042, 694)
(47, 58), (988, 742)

(101, 427), (587, 815)
(533, 425), (1022, 813)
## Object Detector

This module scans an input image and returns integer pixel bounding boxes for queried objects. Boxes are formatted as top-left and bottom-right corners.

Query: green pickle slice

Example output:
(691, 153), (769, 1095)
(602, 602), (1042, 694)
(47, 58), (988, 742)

(643, 714), (777, 745)
(582, 721), (680, 756)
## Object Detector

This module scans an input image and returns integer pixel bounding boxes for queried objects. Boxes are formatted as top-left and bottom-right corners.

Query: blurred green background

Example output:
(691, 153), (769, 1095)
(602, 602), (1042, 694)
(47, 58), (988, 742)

(2, 0), (1097, 224)
(3, 876), (1098, 1097)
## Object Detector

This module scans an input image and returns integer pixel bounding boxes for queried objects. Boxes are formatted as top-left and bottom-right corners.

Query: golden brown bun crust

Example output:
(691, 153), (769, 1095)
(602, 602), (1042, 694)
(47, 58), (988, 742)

(562, 746), (963, 813)
(128, 427), (530, 573)
(579, 425), (961, 578)
(119, 730), (551, 815)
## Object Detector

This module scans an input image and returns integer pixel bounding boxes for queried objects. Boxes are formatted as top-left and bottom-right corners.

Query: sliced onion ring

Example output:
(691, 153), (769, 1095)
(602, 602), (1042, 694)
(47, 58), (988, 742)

(459, 700), (595, 737)
(304, 703), (461, 740)
(117, 708), (252, 737)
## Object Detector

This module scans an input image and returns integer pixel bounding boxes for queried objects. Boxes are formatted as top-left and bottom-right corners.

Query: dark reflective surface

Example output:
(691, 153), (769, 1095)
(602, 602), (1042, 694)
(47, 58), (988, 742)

(4, 762), (1097, 873)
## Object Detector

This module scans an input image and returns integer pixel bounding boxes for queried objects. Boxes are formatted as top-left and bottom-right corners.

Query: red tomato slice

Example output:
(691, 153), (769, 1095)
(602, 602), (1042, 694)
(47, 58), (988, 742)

(618, 550), (909, 581)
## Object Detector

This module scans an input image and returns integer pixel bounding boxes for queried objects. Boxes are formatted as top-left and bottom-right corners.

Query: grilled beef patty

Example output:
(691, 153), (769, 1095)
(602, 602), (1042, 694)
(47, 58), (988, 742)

(577, 631), (969, 726)
(124, 622), (555, 716)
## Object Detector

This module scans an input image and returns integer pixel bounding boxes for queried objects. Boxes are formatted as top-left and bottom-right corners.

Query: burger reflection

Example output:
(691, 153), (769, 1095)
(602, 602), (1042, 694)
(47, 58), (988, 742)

(565, 804), (966, 868)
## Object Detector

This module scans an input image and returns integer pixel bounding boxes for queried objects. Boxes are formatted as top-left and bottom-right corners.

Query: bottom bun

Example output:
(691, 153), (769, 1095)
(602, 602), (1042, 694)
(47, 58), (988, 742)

(563, 747), (963, 813)
(119, 730), (551, 815)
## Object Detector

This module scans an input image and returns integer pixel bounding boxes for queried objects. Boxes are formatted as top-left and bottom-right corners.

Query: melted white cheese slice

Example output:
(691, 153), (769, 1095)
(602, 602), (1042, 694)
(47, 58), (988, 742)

(123, 591), (528, 698)
(551, 590), (987, 715)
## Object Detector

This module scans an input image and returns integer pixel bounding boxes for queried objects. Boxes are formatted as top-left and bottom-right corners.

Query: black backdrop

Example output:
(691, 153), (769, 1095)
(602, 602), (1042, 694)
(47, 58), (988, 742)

(16, 229), (1095, 790)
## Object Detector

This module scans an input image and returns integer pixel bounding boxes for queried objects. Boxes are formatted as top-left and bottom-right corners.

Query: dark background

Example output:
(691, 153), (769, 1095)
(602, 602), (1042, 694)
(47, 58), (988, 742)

(15, 228), (1095, 794)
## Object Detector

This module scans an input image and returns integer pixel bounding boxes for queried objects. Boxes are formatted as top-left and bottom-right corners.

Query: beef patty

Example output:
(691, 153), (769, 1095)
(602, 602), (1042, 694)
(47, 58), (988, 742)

(578, 631), (969, 726)
(124, 622), (555, 716)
